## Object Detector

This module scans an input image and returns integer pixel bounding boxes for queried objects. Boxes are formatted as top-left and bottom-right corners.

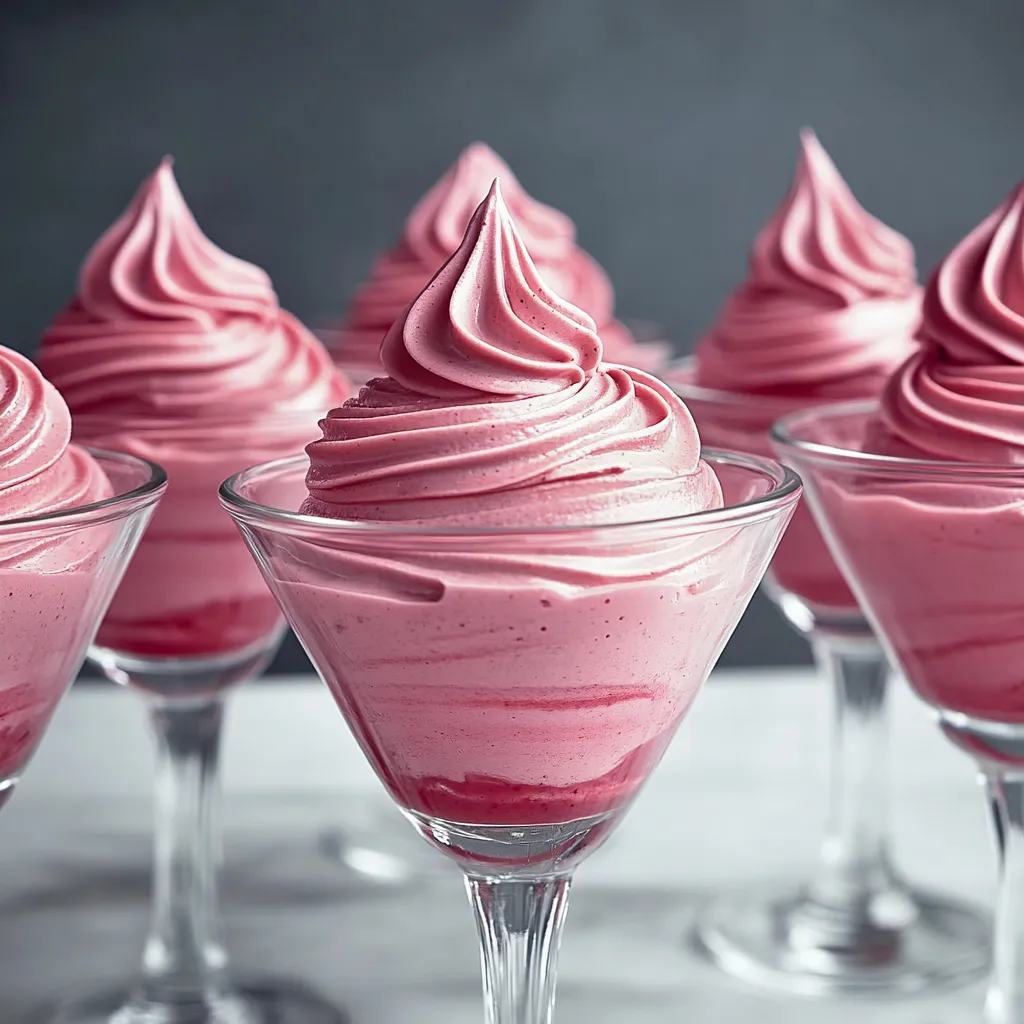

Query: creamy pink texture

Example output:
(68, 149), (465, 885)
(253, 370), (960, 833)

(282, 567), (743, 824)
(39, 159), (350, 658)
(686, 130), (920, 611)
(0, 346), (111, 782)
(272, 183), (769, 825)
(879, 182), (1024, 461)
(0, 348), (110, 526)
(304, 182), (720, 526)
(695, 130), (919, 398)
(827, 182), (1024, 720)
(331, 142), (668, 384)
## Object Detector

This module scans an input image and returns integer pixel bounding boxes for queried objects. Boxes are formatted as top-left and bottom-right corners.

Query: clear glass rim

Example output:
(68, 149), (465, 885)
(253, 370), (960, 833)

(219, 447), (802, 538)
(772, 398), (1024, 481)
(665, 356), (806, 413)
(0, 446), (167, 534)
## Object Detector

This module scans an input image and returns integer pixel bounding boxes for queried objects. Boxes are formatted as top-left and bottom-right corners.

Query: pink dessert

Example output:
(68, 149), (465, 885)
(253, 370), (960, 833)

(684, 129), (920, 611)
(270, 181), (770, 826)
(0, 346), (112, 780)
(330, 142), (669, 384)
(39, 160), (350, 659)
(815, 182), (1024, 721)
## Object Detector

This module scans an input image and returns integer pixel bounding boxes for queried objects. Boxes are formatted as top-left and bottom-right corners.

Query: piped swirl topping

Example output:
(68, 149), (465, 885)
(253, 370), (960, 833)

(335, 143), (664, 375)
(695, 130), (920, 397)
(304, 181), (720, 527)
(881, 181), (1024, 462)
(0, 346), (110, 522)
(40, 158), (348, 428)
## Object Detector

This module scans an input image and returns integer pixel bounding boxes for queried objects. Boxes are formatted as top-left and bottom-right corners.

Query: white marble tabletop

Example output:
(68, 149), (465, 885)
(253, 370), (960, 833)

(0, 670), (996, 1023)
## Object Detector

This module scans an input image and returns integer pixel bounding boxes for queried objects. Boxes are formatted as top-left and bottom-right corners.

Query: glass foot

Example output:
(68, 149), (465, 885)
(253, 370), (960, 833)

(42, 978), (346, 1024)
(693, 881), (990, 997)
(316, 826), (420, 884)
(316, 796), (445, 884)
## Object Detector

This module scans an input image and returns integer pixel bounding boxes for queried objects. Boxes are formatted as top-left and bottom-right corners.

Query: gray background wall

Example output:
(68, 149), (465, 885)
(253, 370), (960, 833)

(2, 0), (1022, 671)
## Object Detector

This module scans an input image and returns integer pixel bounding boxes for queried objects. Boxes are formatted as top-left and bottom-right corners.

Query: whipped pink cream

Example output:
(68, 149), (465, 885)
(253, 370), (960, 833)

(274, 182), (765, 825)
(879, 183), (1024, 462)
(695, 129), (920, 399)
(39, 159), (350, 658)
(1, 348), (110, 525)
(822, 182), (1024, 721)
(331, 142), (668, 384)
(0, 346), (111, 783)
(687, 130), (920, 611)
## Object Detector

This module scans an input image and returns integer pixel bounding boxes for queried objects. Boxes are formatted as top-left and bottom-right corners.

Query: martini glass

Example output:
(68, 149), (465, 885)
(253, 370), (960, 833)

(312, 317), (675, 880)
(46, 412), (344, 1024)
(0, 448), (164, 806)
(772, 399), (1024, 1021)
(220, 447), (800, 1024)
(670, 360), (989, 996)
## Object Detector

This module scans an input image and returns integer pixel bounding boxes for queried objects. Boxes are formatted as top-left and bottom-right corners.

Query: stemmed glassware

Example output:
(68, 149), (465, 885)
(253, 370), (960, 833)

(46, 412), (344, 1024)
(0, 449), (164, 806)
(220, 447), (801, 1024)
(773, 399), (1024, 1022)
(671, 362), (990, 996)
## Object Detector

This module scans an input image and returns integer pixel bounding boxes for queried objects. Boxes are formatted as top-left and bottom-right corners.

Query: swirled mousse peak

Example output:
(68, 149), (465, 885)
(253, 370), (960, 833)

(0, 346), (109, 521)
(304, 181), (721, 526)
(335, 143), (665, 378)
(404, 142), (574, 269)
(39, 157), (348, 421)
(380, 179), (600, 399)
(880, 181), (1024, 462)
(76, 157), (274, 329)
(695, 129), (920, 396)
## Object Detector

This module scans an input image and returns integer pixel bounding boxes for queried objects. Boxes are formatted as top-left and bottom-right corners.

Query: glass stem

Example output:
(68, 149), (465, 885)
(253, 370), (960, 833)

(985, 773), (1024, 1024)
(807, 633), (896, 908)
(466, 874), (572, 1024)
(138, 695), (228, 1007)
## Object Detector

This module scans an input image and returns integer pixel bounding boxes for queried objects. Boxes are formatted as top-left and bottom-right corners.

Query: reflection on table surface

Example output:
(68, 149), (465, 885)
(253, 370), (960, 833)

(0, 672), (992, 1023)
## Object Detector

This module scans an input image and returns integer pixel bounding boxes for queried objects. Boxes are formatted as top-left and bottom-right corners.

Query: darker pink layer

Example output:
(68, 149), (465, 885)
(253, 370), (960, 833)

(385, 733), (670, 825)
(274, 573), (731, 826)
(95, 595), (281, 658)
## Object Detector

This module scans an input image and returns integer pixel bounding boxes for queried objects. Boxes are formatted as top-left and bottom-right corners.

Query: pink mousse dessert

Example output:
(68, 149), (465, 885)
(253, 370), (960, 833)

(269, 181), (772, 826)
(39, 160), (350, 659)
(684, 129), (920, 610)
(815, 182), (1024, 721)
(329, 142), (669, 384)
(0, 346), (112, 779)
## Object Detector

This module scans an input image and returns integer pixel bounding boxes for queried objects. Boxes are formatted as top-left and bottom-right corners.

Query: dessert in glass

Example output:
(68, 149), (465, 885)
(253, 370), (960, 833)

(316, 142), (671, 868)
(671, 129), (988, 995)
(773, 179), (1024, 1023)
(321, 141), (669, 386)
(222, 181), (801, 1024)
(0, 345), (164, 806)
(38, 161), (349, 1024)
